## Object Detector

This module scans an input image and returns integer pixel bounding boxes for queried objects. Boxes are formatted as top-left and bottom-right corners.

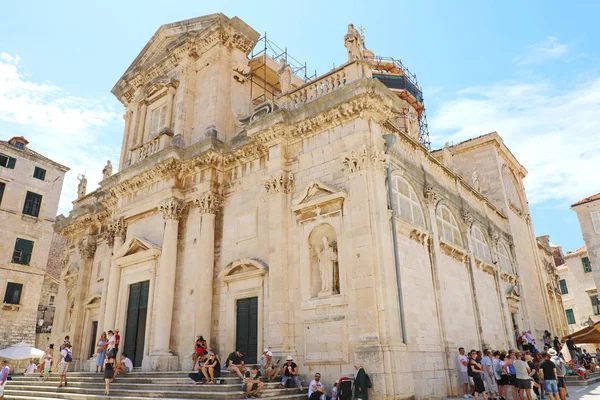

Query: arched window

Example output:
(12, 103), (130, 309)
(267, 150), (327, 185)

(471, 226), (492, 263)
(436, 205), (462, 247)
(497, 242), (513, 273)
(390, 176), (425, 228)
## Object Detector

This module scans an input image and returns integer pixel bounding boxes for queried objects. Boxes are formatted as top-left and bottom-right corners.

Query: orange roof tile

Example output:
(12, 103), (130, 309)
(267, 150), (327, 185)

(572, 192), (600, 207)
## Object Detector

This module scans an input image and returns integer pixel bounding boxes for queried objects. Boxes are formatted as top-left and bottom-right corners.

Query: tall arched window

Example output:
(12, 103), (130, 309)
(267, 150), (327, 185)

(471, 226), (492, 263)
(391, 176), (425, 228)
(436, 205), (462, 247)
(497, 242), (513, 273)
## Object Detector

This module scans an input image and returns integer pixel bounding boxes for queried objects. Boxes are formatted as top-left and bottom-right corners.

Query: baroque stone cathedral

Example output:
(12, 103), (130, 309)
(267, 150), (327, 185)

(50, 14), (566, 399)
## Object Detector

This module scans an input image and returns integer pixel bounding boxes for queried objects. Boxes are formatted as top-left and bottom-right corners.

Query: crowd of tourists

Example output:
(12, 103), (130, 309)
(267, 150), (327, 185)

(457, 327), (600, 400)
(188, 335), (371, 399)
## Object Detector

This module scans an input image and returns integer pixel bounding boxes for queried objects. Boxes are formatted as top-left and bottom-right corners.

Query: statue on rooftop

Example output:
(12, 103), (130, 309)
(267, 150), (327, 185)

(102, 160), (113, 180)
(277, 58), (293, 93)
(77, 174), (87, 199)
(472, 170), (482, 192)
(344, 23), (365, 61)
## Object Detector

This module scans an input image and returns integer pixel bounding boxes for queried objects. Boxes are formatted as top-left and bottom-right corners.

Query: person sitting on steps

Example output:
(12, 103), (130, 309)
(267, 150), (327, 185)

(201, 352), (221, 384)
(188, 352), (208, 384)
(113, 352), (133, 381)
(226, 350), (248, 380)
(242, 365), (264, 398)
(278, 355), (303, 391)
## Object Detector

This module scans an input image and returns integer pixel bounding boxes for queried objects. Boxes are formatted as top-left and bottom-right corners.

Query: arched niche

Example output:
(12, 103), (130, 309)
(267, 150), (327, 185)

(308, 223), (340, 298)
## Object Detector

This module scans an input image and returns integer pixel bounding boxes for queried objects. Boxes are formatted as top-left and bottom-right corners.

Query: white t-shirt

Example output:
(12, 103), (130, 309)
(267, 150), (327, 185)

(25, 364), (36, 373)
(44, 359), (52, 370)
(107, 335), (116, 350)
(458, 354), (468, 372)
(60, 348), (71, 362)
(331, 385), (338, 399)
(122, 357), (133, 372)
(308, 379), (325, 398)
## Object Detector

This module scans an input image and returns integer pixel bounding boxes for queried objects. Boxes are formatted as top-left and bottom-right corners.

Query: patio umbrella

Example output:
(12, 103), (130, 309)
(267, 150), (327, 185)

(0, 342), (44, 360)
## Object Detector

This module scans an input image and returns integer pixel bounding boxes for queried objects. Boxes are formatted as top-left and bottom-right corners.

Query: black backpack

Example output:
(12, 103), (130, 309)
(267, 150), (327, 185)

(365, 373), (373, 389)
(339, 379), (353, 400)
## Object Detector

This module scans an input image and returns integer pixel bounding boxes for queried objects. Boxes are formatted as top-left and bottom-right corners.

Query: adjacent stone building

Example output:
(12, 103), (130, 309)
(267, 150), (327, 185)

(556, 245), (599, 333)
(0, 136), (69, 348)
(49, 14), (566, 399)
(572, 193), (600, 295)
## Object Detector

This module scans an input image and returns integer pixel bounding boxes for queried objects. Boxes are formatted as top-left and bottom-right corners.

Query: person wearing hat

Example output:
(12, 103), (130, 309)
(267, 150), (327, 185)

(539, 351), (559, 400)
(548, 349), (566, 400)
(278, 356), (302, 391)
(260, 348), (279, 381)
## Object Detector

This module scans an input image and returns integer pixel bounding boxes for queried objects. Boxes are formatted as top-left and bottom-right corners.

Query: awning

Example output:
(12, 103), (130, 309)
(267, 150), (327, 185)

(568, 321), (600, 344)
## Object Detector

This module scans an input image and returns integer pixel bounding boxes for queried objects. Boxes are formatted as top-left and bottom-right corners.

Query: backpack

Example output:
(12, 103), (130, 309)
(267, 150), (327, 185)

(64, 352), (72, 363)
(338, 379), (352, 400)
(365, 373), (373, 389)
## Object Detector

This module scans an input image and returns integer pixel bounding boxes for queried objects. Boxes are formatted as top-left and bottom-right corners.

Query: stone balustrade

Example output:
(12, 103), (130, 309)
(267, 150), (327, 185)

(129, 128), (174, 166)
(278, 60), (372, 109)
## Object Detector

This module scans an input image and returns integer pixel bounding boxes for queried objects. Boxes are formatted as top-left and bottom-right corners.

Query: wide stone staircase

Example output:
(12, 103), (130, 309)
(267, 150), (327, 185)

(565, 370), (600, 386)
(4, 370), (309, 400)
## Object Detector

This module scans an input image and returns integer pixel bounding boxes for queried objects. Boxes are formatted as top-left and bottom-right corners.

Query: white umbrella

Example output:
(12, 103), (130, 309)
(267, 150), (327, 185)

(0, 342), (44, 360)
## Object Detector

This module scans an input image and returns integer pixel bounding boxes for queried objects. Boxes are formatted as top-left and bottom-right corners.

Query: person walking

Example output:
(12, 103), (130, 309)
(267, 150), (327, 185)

(353, 363), (368, 400)
(514, 352), (533, 400)
(57, 343), (72, 388)
(539, 351), (559, 400)
(468, 350), (488, 400)
(39, 344), (54, 377)
(95, 332), (108, 373)
(482, 350), (499, 400)
(103, 352), (115, 395)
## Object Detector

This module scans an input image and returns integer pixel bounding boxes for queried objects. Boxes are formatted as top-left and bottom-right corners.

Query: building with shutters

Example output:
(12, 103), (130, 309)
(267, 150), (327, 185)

(572, 193), (600, 299)
(48, 14), (567, 399)
(0, 136), (69, 348)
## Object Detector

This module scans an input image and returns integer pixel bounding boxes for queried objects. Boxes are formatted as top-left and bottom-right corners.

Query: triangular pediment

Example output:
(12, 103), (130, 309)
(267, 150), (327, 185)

(218, 258), (268, 282)
(293, 181), (346, 206)
(114, 236), (161, 259)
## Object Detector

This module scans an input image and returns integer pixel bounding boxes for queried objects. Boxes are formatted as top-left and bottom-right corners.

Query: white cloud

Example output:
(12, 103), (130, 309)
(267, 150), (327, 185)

(429, 78), (600, 205)
(513, 36), (569, 65)
(0, 52), (122, 215)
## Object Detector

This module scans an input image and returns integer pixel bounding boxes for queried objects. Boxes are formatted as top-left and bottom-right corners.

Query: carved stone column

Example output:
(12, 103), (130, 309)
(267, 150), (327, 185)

(137, 101), (148, 146)
(103, 218), (127, 332)
(194, 191), (222, 346)
(165, 85), (176, 130)
(146, 197), (183, 370)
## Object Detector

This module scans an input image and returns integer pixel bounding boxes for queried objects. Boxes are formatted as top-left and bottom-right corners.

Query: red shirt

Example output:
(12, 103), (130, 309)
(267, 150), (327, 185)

(115, 334), (120, 347)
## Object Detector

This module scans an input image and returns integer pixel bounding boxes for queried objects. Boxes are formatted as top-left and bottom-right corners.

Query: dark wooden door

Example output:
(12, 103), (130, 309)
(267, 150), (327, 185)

(89, 321), (98, 358)
(236, 297), (258, 364)
(123, 280), (149, 367)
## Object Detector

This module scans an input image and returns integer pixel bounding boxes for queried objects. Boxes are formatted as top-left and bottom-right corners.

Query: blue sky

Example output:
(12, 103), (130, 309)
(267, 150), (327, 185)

(1, 0), (599, 252)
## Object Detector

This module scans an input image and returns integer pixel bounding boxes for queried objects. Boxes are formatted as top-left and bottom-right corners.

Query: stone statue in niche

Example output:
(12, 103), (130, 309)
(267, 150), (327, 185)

(472, 170), (481, 192)
(102, 160), (113, 180)
(77, 174), (87, 199)
(310, 223), (340, 297)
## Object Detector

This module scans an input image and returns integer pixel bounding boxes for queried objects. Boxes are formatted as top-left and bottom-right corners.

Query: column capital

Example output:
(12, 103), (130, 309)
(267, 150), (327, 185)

(264, 172), (294, 195)
(488, 227), (500, 246)
(195, 191), (223, 215)
(460, 209), (474, 229)
(340, 146), (388, 174)
(106, 217), (127, 247)
(423, 184), (441, 206)
(159, 197), (185, 220)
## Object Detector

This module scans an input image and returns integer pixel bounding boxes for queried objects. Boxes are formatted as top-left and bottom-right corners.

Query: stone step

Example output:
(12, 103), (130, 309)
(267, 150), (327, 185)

(564, 373), (600, 386)
(4, 387), (307, 400)
(25, 370), (235, 378)
(15, 375), (245, 384)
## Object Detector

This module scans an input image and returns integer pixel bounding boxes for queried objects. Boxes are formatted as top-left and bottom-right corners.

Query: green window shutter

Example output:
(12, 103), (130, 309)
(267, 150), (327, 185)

(582, 257), (592, 273)
(559, 279), (568, 294)
(23, 191), (42, 217)
(565, 309), (575, 325)
(0, 182), (5, 205)
(33, 167), (46, 180)
(7, 157), (16, 169)
(12, 238), (34, 265)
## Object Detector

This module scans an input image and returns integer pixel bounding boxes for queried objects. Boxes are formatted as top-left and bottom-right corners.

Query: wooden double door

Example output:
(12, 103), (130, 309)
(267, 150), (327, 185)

(123, 280), (149, 367)
(236, 297), (258, 364)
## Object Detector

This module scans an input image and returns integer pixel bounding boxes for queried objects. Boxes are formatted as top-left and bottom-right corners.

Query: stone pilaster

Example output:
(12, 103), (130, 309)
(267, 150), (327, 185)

(144, 197), (183, 371)
(194, 191), (222, 346)
(102, 218), (127, 333)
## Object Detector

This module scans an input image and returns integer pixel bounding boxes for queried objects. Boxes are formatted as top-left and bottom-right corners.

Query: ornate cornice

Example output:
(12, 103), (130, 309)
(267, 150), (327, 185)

(264, 172), (294, 194)
(196, 191), (223, 215)
(340, 146), (388, 174)
(110, 159), (178, 197)
(159, 197), (185, 220)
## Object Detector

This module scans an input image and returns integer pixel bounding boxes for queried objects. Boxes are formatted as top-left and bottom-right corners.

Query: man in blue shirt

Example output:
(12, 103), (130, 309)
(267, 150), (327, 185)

(481, 350), (499, 400)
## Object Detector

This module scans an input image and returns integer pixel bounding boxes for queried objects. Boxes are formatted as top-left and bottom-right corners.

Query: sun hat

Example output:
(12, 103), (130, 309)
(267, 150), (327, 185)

(286, 356), (293, 361)
(548, 349), (557, 356)
(264, 348), (269, 353)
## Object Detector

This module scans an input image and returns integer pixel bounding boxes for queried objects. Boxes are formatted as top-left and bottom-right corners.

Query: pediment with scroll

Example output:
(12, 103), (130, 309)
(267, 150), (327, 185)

(291, 180), (347, 223)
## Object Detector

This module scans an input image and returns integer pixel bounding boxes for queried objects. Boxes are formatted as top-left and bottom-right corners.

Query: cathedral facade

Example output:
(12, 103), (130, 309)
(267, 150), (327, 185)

(50, 14), (566, 399)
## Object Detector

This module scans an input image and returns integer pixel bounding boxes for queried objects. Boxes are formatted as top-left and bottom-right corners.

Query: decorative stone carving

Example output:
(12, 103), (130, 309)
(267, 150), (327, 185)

(460, 210), (474, 228)
(340, 146), (388, 173)
(78, 242), (97, 260)
(277, 59), (294, 93)
(488, 228), (500, 246)
(264, 172), (294, 194)
(316, 236), (338, 296)
(77, 174), (87, 199)
(344, 23), (365, 61)
(238, 101), (279, 126)
(102, 160), (113, 180)
(196, 191), (223, 215)
(309, 224), (340, 298)
(423, 184), (441, 205)
(105, 217), (127, 248)
(159, 198), (184, 220)
(472, 170), (481, 192)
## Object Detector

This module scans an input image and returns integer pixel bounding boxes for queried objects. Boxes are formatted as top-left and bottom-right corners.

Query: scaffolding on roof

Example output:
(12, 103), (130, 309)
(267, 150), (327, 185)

(248, 34), (317, 107)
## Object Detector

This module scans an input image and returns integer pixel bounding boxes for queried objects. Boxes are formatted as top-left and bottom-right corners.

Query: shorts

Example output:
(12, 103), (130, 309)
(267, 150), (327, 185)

(0, 385), (4, 396)
(557, 376), (565, 388)
(459, 371), (469, 385)
(43, 367), (51, 375)
(498, 375), (509, 386)
(484, 374), (498, 393)
(516, 378), (531, 390)
(242, 382), (258, 392)
(58, 362), (69, 375)
(509, 374), (518, 387)
(544, 380), (558, 394)
(473, 377), (485, 393)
